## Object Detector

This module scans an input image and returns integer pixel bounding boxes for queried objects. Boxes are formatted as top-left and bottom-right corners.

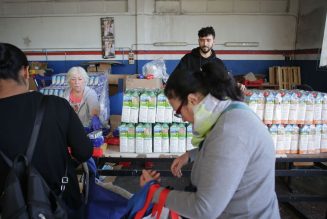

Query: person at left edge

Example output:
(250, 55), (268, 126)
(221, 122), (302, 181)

(63, 66), (102, 131)
(0, 43), (93, 219)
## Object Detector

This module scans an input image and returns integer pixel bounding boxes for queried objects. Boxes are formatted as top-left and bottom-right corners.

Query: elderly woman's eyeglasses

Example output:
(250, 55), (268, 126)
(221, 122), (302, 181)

(174, 100), (185, 118)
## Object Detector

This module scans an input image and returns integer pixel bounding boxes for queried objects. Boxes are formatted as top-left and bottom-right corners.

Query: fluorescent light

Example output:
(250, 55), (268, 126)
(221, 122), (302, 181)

(224, 42), (259, 47)
(153, 42), (188, 46)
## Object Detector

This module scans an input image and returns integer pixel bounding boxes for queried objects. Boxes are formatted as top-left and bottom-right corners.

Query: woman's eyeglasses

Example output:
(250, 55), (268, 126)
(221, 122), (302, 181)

(174, 100), (185, 118)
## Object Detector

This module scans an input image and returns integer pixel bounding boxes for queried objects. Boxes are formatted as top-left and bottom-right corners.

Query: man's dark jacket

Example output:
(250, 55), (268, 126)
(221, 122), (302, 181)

(174, 47), (225, 73)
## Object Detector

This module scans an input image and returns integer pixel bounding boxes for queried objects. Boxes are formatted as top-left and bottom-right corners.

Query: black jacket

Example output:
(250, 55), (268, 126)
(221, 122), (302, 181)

(174, 47), (225, 73)
(0, 92), (93, 210)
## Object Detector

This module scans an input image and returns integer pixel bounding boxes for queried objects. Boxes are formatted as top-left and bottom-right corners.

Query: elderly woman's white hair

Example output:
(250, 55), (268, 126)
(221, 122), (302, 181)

(66, 66), (89, 85)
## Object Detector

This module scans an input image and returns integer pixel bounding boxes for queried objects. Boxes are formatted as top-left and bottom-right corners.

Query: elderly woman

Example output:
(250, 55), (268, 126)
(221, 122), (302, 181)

(140, 62), (280, 219)
(63, 66), (102, 130)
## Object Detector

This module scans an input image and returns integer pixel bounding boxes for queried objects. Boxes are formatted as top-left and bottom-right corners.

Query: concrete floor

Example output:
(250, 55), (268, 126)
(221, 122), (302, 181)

(111, 166), (327, 219)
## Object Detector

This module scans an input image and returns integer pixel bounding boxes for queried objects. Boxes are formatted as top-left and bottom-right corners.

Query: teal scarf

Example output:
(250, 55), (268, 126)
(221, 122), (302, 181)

(192, 94), (231, 147)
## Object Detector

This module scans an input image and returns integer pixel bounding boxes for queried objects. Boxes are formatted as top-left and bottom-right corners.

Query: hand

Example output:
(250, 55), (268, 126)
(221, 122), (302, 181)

(140, 169), (160, 187)
(90, 115), (102, 131)
(170, 152), (189, 178)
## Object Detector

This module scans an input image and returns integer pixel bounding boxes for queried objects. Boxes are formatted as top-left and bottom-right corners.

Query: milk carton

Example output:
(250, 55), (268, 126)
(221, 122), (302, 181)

(130, 90), (140, 124)
(273, 91), (282, 124)
(144, 123), (153, 153)
(169, 123), (179, 153)
(290, 125), (299, 154)
(289, 91), (300, 124)
(165, 100), (173, 123)
(307, 124), (315, 154)
(121, 91), (132, 123)
(245, 90), (258, 114)
(60, 74), (66, 85)
(89, 75), (95, 86)
(119, 123), (128, 152)
(313, 92), (323, 124)
(269, 124), (278, 151)
(147, 91), (156, 123)
(135, 123), (144, 153)
(162, 124), (170, 152)
(52, 75), (57, 85)
(264, 91), (274, 124)
(281, 91), (291, 124)
(276, 124), (285, 154)
(127, 123), (136, 152)
(178, 123), (186, 153)
(314, 124), (322, 154)
(156, 92), (166, 123)
(153, 123), (163, 153)
(297, 91), (306, 124)
(304, 92), (314, 125)
(322, 93), (327, 123)
(186, 123), (195, 150)
(299, 125), (309, 154)
(139, 92), (149, 123)
(284, 124), (293, 154)
(256, 91), (265, 121)
(321, 124), (327, 153)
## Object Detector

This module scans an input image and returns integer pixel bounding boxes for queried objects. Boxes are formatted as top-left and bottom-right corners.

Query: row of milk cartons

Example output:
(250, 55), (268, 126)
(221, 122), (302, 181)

(119, 123), (194, 153)
(244, 90), (327, 125)
(268, 124), (327, 154)
(121, 89), (184, 124)
(51, 72), (105, 87)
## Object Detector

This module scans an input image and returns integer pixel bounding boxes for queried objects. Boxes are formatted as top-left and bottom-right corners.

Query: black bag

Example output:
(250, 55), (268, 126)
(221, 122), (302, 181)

(0, 98), (68, 219)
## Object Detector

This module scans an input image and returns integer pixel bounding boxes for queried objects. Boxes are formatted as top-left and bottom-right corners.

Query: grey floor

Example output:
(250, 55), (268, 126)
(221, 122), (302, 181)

(110, 164), (327, 219)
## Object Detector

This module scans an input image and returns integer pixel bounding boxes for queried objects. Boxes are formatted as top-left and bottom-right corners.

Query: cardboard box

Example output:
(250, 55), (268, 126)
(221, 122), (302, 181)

(125, 77), (162, 90)
(108, 74), (128, 85)
(109, 115), (121, 132)
(108, 74), (132, 95)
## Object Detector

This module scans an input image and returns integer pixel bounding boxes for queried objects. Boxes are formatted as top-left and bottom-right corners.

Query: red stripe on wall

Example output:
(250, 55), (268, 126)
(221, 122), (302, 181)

(24, 49), (320, 56)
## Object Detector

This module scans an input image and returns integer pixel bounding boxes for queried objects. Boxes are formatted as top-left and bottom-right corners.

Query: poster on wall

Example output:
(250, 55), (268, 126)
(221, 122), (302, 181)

(101, 17), (115, 58)
(102, 39), (115, 59)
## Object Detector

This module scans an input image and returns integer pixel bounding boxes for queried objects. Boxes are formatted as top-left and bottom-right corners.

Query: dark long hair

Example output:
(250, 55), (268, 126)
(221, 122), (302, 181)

(0, 43), (29, 83)
(164, 62), (243, 102)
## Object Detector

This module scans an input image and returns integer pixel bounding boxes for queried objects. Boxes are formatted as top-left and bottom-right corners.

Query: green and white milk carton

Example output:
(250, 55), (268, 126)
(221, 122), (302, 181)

(153, 123), (163, 153)
(135, 123), (145, 153)
(162, 123), (170, 152)
(119, 123), (128, 152)
(127, 123), (136, 152)
(169, 123), (179, 153)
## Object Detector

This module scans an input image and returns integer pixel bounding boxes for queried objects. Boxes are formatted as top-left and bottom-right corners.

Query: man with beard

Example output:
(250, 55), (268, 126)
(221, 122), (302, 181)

(174, 26), (247, 92)
(174, 26), (224, 72)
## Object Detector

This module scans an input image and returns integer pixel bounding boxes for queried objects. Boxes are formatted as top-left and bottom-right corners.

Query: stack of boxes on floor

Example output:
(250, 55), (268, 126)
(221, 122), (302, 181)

(119, 89), (194, 153)
(244, 89), (327, 155)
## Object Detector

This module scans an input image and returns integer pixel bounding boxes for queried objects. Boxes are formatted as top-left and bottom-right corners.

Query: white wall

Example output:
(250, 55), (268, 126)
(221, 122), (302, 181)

(0, 0), (299, 54)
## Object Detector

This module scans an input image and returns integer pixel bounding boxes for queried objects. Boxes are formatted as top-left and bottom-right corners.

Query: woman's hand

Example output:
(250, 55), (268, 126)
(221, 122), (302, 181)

(140, 169), (161, 187)
(171, 152), (189, 178)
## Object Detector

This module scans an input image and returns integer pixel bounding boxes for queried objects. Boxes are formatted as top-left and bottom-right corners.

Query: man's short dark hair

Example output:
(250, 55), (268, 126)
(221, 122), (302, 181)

(198, 26), (215, 38)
